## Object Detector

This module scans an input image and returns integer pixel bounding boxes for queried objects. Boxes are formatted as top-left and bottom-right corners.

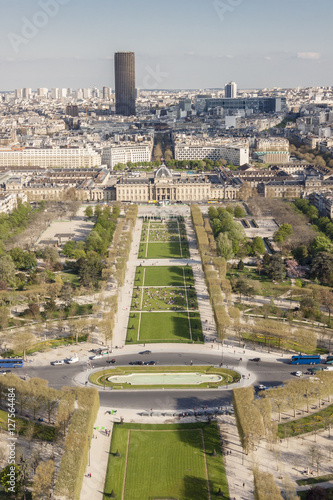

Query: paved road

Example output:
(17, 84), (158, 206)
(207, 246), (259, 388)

(18, 350), (321, 409)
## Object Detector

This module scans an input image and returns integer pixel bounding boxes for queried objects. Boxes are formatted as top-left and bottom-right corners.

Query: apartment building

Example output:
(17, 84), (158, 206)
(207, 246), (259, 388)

(0, 147), (101, 168)
(174, 143), (249, 166)
(102, 143), (153, 168)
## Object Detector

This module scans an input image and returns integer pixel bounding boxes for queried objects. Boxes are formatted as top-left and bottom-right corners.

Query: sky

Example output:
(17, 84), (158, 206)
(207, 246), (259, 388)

(0, 0), (332, 90)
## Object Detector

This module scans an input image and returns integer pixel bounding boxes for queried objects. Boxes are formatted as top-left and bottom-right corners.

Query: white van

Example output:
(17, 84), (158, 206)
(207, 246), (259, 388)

(323, 366), (333, 371)
(67, 355), (79, 364)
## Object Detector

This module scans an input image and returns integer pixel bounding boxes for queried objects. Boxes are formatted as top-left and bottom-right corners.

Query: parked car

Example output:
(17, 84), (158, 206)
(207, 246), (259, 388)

(91, 354), (103, 360)
(295, 371), (302, 377)
(106, 359), (116, 364)
(139, 350), (152, 355)
(129, 361), (145, 365)
(250, 358), (261, 362)
(258, 384), (268, 390)
(51, 360), (64, 366)
(145, 361), (157, 365)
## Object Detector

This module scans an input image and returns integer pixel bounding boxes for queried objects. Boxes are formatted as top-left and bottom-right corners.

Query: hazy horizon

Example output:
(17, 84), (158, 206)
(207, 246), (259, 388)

(0, 0), (332, 91)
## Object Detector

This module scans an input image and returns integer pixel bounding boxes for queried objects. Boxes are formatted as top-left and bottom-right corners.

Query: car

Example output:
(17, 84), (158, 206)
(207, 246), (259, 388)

(106, 359), (116, 364)
(91, 354), (103, 360)
(295, 371), (302, 377)
(139, 350), (152, 355)
(250, 358), (261, 362)
(51, 360), (64, 366)
(145, 361), (157, 365)
(258, 384), (268, 390)
(0, 370), (10, 375)
(129, 361), (145, 365)
(67, 356), (79, 364)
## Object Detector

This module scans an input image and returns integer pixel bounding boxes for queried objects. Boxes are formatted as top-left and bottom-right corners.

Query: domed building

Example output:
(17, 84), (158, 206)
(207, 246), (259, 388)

(115, 164), (241, 202)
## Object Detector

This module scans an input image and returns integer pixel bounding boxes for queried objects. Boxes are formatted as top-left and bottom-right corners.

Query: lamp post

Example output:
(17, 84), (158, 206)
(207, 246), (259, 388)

(88, 435), (91, 466)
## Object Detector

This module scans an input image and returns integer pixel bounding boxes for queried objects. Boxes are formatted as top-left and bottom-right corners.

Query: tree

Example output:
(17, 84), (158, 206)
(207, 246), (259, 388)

(32, 460), (55, 500)
(0, 254), (16, 286)
(84, 206), (93, 218)
(233, 277), (255, 302)
(216, 233), (234, 260)
(234, 205), (245, 218)
(252, 237), (266, 255)
(12, 330), (36, 360)
(311, 252), (333, 284)
(0, 464), (20, 495)
(265, 254), (286, 281)
(273, 223), (293, 244)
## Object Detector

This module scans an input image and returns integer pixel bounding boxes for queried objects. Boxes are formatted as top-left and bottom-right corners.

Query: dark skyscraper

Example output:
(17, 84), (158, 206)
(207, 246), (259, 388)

(114, 52), (136, 116)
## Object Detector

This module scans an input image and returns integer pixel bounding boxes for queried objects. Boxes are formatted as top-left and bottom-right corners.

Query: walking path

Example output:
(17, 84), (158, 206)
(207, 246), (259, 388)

(80, 408), (113, 500)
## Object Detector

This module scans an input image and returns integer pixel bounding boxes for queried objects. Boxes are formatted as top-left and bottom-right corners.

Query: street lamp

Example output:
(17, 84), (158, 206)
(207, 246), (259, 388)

(88, 435), (91, 466)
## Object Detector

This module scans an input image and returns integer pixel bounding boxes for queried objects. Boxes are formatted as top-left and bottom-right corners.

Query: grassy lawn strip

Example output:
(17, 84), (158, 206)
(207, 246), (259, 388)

(103, 422), (229, 500)
(242, 332), (328, 355)
(277, 403), (333, 438)
(89, 366), (240, 389)
(0, 409), (55, 441)
(126, 311), (204, 344)
(296, 474), (333, 486)
(134, 265), (194, 287)
(298, 489), (333, 499)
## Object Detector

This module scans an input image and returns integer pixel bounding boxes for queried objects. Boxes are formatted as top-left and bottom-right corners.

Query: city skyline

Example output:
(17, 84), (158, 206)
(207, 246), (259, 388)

(0, 0), (332, 90)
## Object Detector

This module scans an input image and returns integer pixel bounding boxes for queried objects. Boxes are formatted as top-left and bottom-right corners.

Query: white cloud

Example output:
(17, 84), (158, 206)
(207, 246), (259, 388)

(264, 56), (272, 61)
(184, 51), (195, 56)
(297, 52), (320, 60)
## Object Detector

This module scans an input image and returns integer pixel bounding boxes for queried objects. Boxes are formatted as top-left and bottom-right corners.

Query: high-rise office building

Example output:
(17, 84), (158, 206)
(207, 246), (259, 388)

(114, 52), (136, 116)
(225, 81), (237, 98)
(103, 86), (112, 99)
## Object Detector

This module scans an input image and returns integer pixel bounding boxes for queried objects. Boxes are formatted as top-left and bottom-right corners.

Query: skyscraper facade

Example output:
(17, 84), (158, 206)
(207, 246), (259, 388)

(225, 81), (237, 98)
(114, 52), (136, 116)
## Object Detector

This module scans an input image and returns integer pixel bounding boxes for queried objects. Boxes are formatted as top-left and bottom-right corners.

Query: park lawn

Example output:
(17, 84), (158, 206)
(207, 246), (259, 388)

(146, 242), (183, 259)
(103, 422), (229, 500)
(227, 267), (292, 298)
(139, 311), (192, 342)
(126, 314), (140, 343)
(277, 404), (333, 438)
(298, 490), (333, 500)
(140, 287), (191, 311)
(0, 410), (55, 441)
(126, 311), (204, 343)
(242, 331), (328, 355)
(297, 474), (333, 486)
(58, 271), (80, 287)
(190, 313), (204, 342)
(135, 265), (194, 287)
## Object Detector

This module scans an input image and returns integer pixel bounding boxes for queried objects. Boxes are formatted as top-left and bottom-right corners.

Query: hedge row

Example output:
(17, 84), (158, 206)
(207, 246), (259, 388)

(253, 470), (283, 500)
(191, 205), (228, 341)
(54, 387), (99, 499)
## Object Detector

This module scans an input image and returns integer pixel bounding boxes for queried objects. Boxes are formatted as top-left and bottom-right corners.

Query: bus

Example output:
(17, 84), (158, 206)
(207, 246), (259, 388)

(290, 355), (321, 365)
(0, 359), (24, 369)
(326, 356), (333, 364)
(207, 199), (219, 204)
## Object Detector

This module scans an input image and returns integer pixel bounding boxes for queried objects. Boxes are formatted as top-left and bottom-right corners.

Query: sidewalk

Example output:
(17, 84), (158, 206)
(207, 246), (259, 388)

(80, 407), (113, 500)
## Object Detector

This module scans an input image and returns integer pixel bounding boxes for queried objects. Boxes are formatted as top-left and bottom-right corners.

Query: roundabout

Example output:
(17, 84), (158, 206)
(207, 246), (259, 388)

(89, 365), (241, 390)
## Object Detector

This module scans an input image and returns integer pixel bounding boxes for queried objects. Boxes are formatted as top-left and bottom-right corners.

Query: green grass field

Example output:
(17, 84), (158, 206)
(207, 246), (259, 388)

(139, 242), (189, 259)
(139, 220), (190, 259)
(134, 266), (194, 287)
(128, 266), (203, 343)
(103, 422), (229, 500)
(127, 311), (203, 343)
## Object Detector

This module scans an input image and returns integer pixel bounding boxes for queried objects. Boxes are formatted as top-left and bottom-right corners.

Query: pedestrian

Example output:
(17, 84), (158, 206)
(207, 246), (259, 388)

(243, 483), (245, 488)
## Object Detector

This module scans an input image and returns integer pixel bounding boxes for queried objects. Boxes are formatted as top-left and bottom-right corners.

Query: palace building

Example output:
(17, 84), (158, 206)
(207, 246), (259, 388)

(115, 164), (241, 202)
